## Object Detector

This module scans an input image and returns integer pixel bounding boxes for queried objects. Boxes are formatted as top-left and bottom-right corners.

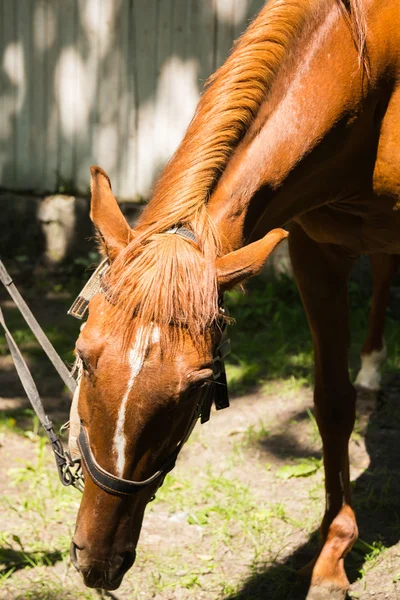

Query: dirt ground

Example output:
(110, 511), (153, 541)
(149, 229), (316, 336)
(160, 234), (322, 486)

(1, 283), (400, 599)
(1, 364), (400, 599)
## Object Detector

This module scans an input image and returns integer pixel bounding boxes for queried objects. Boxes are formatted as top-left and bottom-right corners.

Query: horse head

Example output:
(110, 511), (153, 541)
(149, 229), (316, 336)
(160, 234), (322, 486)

(70, 166), (287, 590)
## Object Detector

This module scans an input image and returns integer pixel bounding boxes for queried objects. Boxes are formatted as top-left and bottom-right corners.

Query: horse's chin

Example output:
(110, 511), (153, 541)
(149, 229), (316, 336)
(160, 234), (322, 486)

(82, 573), (124, 591)
(79, 556), (135, 590)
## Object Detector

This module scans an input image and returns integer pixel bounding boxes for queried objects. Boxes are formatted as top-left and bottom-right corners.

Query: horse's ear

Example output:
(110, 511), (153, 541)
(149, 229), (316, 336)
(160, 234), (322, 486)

(216, 228), (288, 290)
(90, 166), (132, 260)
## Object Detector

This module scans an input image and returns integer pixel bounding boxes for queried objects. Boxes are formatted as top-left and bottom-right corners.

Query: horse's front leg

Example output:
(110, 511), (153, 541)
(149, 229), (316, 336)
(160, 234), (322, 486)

(289, 222), (358, 600)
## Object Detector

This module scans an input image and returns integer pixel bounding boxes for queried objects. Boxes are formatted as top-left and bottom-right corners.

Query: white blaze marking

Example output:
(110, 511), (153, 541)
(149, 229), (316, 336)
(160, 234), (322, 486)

(113, 326), (160, 477)
(354, 344), (386, 391)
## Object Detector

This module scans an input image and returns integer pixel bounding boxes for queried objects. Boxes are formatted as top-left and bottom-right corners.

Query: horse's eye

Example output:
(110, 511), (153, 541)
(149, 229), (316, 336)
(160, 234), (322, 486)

(188, 380), (208, 393)
(186, 368), (213, 393)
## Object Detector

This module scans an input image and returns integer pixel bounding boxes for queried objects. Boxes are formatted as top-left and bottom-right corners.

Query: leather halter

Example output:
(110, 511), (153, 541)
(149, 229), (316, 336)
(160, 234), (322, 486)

(76, 325), (230, 497)
(71, 225), (231, 497)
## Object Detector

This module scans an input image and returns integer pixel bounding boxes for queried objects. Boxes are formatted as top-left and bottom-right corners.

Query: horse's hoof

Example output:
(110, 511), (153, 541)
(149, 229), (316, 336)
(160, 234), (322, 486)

(306, 583), (347, 600)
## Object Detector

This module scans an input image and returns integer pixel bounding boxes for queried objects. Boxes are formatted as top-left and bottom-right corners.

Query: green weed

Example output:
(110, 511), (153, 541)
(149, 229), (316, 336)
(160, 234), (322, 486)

(354, 539), (387, 582)
(276, 457), (322, 480)
(225, 275), (400, 394)
(243, 420), (270, 446)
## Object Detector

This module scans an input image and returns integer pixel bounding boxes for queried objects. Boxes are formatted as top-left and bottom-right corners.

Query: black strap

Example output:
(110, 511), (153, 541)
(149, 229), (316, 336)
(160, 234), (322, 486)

(77, 366), (211, 496)
(77, 426), (180, 496)
(201, 331), (230, 423)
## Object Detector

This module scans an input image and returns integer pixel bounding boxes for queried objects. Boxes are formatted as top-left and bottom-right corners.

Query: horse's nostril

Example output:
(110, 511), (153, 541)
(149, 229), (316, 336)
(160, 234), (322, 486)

(70, 541), (80, 572)
(121, 549), (136, 573)
(106, 550), (136, 585)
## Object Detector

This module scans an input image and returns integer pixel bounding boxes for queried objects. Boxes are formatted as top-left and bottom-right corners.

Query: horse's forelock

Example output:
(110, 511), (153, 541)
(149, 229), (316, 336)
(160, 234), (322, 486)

(104, 215), (220, 355)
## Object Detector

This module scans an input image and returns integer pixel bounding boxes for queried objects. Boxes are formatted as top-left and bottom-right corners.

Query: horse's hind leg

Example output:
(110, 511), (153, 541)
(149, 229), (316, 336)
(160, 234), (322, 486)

(289, 223), (358, 600)
(354, 253), (400, 391)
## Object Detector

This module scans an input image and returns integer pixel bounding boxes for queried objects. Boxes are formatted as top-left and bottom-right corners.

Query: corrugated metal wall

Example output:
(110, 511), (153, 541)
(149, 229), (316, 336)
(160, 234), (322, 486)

(0, 0), (265, 200)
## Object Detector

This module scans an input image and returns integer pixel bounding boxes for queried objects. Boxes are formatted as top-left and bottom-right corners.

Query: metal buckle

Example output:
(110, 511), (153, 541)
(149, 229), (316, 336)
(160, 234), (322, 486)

(68, 259), (110, 320)
(61, 453), (84, 492)
(212, 356), (222, 380)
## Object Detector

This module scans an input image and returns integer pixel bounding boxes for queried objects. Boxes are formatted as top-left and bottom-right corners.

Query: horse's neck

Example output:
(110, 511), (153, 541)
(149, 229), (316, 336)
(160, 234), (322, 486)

(207, 1), (385, 252)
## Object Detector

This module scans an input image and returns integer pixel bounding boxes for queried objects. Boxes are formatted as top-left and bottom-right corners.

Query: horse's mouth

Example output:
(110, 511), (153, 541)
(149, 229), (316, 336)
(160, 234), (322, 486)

(83, 572), (125, 591)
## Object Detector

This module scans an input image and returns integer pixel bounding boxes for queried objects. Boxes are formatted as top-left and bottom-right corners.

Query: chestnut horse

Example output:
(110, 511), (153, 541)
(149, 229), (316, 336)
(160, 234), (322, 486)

(70, 1), (400, 597)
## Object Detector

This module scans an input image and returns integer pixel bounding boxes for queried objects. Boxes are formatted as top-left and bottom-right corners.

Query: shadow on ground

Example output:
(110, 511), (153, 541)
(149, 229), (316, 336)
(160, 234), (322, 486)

(0, 547), (64, 575)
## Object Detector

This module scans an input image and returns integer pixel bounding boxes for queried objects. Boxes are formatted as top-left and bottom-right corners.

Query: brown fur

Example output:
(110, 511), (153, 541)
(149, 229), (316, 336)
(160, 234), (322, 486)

(105, 0), (366, 353)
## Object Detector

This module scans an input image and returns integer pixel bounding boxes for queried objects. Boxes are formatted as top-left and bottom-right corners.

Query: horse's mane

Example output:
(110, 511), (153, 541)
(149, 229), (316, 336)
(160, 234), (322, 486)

(339, 0), (369, 74)
(106, 0), (368, 351)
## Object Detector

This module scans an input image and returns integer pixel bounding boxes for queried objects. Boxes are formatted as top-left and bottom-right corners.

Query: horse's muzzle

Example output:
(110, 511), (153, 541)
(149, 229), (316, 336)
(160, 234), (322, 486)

(70, 541), (136, 590)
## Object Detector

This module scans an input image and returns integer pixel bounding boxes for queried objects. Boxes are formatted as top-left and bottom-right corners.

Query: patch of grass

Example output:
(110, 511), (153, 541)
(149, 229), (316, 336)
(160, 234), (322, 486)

(353, 539), (387, 581)
(243, 420), (270, 446)
(3, 574), (96, 600)
(1, 431), (80, 535)
(225, 274), (400, 395)
(0, 537), (64, 575)
(144, 454), (309, 597)
(225, 276), (313, 394)
(276, 457), (322, 480)
(0, 409), (41, 437)
(0, 428), (84, 596)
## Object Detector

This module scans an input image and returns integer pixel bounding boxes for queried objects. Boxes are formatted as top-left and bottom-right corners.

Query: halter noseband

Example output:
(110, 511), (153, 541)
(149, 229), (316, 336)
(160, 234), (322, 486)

(69, 226), (231, 497)
(75, 318), (230, 497)
(77, 426), (181, 496)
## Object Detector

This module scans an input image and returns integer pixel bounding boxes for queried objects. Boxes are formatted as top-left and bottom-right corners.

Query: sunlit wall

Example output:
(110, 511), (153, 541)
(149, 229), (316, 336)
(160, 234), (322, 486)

(0, 0), (265, 200)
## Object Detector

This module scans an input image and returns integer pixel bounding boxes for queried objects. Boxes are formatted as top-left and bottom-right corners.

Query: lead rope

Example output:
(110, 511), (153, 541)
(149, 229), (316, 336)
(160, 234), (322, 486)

(0, 260), (84, 492)
(0, 260), (77, 393)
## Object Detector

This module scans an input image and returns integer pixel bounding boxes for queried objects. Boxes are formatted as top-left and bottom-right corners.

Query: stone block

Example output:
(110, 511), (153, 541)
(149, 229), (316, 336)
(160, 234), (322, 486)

(37, 195), (92, 265)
